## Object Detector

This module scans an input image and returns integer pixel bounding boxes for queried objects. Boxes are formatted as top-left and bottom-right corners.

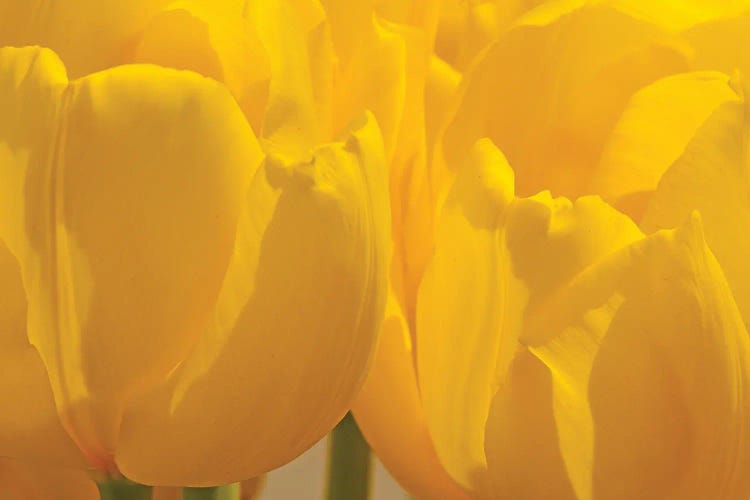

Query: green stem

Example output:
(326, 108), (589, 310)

(97, 479), (152, 500)
(326, 412), (372, 500)
(183, 484), (240, 500)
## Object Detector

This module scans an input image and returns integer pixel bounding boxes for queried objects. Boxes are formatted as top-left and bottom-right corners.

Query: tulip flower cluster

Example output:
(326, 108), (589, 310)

(1, 0), (750, 499)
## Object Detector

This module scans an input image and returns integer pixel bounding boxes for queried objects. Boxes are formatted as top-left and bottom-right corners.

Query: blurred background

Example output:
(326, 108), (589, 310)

(262, 438), (408, 499)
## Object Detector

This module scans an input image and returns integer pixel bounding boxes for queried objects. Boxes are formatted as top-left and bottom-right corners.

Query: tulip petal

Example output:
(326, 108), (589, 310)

(416, 140), (517, 493)
(116, 113), (390, 485)
(0, 459), (98, 500)
(0, 46), (262, 468)
(240, 476), (265, 500)
(0, 0), (171, 77)
(592, 71), (740, 220)
(322, 3), (436, 317)
(386, 54), (461, 323)
(439, 1), (689, 200)
(511, 216), (750, 499)
(0, 0), (248, 78)
(434, 0), (549, 70)
(0, 47), (86, 468)
(131, 1), (271, 134)
(484, 350), (577, 500)
(0, 242), (87, 468)
(249, 0), (334, 160)
(685, 10), (750, 78)
(329, 11), (407, 162)
(643, 92), (750, 328)
(425, 55), (461, 151)
(352, 292), (468, 500)
(0, 0), (250, 78)
(417, 139), (642, 492)
(604, 0), (750, 31)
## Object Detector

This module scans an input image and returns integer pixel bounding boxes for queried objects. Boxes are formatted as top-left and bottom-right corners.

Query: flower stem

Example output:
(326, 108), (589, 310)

(97, 479), (152, 500)
(326, 412), (372, 500)
(183, 484), (240, 500)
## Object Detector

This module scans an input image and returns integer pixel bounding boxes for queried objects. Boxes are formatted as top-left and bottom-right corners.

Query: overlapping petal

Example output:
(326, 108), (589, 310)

(591, 71), (740, 219)
(501, 215), (750, 500)
(434, 0), (543, 70)
(0, 45), (261, 470)
(5, 0), (749, 496)
(0, 0), (249, 78)
(131, 0), (271, 133)
(420, 137), (750, 499)
(352, 292), (468, 499)
(643, 80), (750, 326)
(0, 459), (98, 500)
(115, 112), (390, 486)
(606, 0), (750, 31)
(417, 139), (642, 493)
(354, 1), (750, 499)
(0, 40), (391, 485)
(484, 350), (576, 499)
(438, 1), (690, 201)
(0, 241), (86, 469)
(685, 9), (750, 77)
(250, 0), (335, 160)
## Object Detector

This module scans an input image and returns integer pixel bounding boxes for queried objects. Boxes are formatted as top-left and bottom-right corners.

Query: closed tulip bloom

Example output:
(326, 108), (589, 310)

(419, 133), (750, 499)
(354, 0), (750, 498)
(0, 0), (392, 488)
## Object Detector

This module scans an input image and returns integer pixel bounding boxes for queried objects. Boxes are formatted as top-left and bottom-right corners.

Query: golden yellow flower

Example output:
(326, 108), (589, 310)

(355, 1), (750, 498)
(0, 0), (396, 486)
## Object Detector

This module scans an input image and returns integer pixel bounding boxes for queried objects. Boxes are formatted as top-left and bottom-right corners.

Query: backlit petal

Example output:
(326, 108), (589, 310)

(131, 1), (271, 134)
(352, 292), (468, 500)
(439, 1), (689, 200)
(591, 71), (740, 220)
(0, 46), (261, 468)
(250, 0), (334, 160)
(604, 0), (750, 31)
(434, 0), (544, 70)
(514, 216), (750, 499)
(417, 139), (641, 493)
(116, 113), (390, 485)
(0, 460), (98, 500)
(0, 0), (248, 78)
(484, 350), (576, 500)
(0, 0), (170, 77)
(417, 140), (517, 493)
(327, 7), (408, 161)
(0, 241), (86, 468)
(685, 10), (750, 78)
(643, 88), (750, 327)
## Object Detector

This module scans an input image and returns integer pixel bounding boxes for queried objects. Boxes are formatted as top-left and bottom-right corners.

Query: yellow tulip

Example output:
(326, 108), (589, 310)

(421, 131), (750, 499)
(0, 0), (393, 487)
(354, 0), (750, 498)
